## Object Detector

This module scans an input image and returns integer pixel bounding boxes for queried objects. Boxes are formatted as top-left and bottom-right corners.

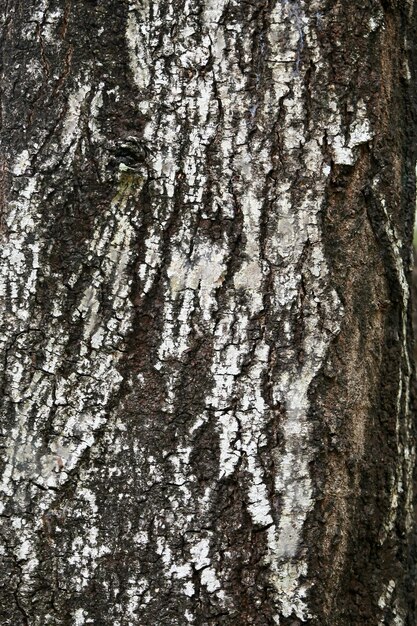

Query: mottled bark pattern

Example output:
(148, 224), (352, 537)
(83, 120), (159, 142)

(0, 1), (416, 625)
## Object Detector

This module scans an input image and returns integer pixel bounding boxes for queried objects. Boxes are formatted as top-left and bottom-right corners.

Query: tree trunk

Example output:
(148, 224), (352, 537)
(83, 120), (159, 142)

(1, 1), (417, 624)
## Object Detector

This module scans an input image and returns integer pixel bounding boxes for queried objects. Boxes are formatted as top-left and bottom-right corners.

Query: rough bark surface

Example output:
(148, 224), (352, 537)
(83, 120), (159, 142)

(0, 1), (417, 625)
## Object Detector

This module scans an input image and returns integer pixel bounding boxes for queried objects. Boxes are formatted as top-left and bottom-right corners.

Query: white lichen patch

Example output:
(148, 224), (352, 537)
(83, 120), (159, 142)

(0, 168), (139, 493)
(62, 81), (91, 148)
(126, 8), (151, 94)
(327, 98), (373, 166)
(0, 75), (145, 599)
(167, 238), (227, 318)
(73, 608), (88, 626)
(233, 189), (264, 315)
(13, 149), (31, 176)
(42, 8), (63, 43)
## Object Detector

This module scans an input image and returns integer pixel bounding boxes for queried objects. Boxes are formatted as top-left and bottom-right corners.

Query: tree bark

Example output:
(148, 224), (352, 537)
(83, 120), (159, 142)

(1, 1), (417, 624)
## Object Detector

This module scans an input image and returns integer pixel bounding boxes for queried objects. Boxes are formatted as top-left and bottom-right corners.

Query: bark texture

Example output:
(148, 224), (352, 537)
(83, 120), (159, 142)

(1, 1), (417, 625)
